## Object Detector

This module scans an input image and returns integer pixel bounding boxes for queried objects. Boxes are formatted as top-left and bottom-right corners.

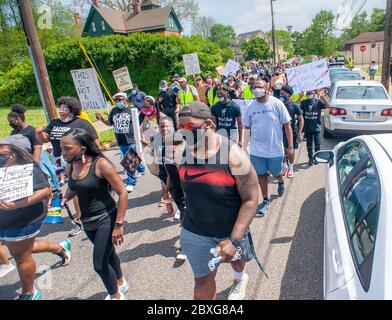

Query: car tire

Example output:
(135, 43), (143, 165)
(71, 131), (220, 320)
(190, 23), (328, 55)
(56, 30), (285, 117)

(323, 126), (334, 139)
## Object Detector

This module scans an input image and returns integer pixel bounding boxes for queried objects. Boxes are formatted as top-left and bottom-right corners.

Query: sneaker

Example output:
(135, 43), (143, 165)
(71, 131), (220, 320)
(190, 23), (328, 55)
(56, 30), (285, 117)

(0, 263), (16, 278)
(126, 185), (134, 193)
(18, 289), (41, 300)
(105, 279), (129, 300)
(256, 200), (270, 217)
(58, 239), (71, 266)
(135, 171), (145, 178)
(281, 166), (288, 177)
(176, 249), (187, 260)
(69, 223), (82, 237)
(287, 169), (294, 178)
(174, 209), (181, 221)
(104, 291), (126, 300)
(228, 273), (249, 300)
(278, 183), (285, 197)
(308, 159), (314, 167)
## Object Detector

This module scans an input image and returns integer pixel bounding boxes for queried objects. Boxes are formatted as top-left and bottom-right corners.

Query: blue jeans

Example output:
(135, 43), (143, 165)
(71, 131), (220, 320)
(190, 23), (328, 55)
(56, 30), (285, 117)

(119, 144), (145, 187)
(40, 151), (61, 190)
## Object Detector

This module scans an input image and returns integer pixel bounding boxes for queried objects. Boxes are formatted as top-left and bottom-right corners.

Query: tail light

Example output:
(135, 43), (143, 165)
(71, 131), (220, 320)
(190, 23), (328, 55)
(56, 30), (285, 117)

(381, 108), (392, 117)
(330, 107), (347, 116)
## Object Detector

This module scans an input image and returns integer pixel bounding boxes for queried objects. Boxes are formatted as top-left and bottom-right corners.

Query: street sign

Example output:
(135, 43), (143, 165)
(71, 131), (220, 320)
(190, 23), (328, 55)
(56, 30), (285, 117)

(360, 45), (367, 52)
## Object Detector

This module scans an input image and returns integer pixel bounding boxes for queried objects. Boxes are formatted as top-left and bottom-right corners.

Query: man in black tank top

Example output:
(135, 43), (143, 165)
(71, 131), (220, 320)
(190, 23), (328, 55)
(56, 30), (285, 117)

(177, 102), (259, 300)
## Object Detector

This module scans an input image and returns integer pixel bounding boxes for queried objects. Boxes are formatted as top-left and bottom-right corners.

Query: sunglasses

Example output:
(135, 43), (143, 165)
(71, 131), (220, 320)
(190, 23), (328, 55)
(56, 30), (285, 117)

(115, 98), (126, 102)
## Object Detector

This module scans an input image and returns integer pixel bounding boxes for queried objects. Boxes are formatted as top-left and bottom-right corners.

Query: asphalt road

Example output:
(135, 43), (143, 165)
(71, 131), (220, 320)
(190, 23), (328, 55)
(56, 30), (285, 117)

(0, 134), (344, 300)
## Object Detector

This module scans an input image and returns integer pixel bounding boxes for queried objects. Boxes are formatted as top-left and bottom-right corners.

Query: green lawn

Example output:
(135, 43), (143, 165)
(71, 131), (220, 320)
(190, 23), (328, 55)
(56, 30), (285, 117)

(362, 65), (382, 77)
(0, 106), (115, 145)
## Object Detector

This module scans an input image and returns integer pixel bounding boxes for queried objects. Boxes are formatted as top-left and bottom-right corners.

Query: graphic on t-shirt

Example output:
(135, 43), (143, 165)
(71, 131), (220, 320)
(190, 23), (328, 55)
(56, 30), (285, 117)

(113, 113), (131, 134)
(50, 126), (72, 141)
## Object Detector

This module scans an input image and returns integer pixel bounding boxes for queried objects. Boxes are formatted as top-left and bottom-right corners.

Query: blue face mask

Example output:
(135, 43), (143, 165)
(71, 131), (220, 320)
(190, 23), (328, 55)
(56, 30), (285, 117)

(279, 95), (289, 103)
(116, 102), (125, 109)
(63, 115), (74, 123)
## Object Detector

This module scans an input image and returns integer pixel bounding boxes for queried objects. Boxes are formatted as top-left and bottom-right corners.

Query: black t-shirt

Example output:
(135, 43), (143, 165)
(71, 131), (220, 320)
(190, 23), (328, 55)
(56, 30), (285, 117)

(11, 125), (42, 154)
(158, 89), (177, 111)
(108, 107), (135, 146)
(44, 118), (98, 157)
(300, 99), (326, 132)
(284, 102), (302, 133)
(0, 164), (49, 230)
(211, 101), (241, 138)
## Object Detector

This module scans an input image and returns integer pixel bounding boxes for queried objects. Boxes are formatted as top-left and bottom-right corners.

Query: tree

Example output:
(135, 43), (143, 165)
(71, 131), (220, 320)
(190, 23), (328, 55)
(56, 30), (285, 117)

(291, 31), (306, 56)
(369, 8), (385, 32)
(340, 12), (369, 43)
(191, 16), (215, 39)
(209, 23), (236, 48)
(240, 37), (271, 61)
(267, 29), (291, 52)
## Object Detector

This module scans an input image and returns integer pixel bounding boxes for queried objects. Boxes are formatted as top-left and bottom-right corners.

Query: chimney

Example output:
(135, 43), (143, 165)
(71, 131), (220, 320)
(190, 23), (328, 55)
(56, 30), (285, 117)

(133, 0), (142, 14)
(93, 0), (99, 7)
(73, 13), (82, 25)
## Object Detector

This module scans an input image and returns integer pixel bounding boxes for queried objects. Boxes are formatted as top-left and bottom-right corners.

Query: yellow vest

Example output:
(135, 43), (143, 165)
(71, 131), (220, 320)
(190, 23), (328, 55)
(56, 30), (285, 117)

(243, 84), (255, 99)
(347, 60), (354, 68)
(77, 111), (100, 138)
(290, 94), (307, 103)
(179, 86), (195, 109)
(207, 87), (219, 107)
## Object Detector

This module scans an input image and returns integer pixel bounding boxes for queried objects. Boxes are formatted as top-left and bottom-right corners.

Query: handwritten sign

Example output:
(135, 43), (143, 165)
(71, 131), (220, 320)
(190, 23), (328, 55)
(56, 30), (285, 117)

(232, 99), (254, 120)
(113, 66), (133, 92)
(71, 68), (106, 110)
(286, 59), (331, 94)
(221, 59), (241, 77)
(0, 164), (34, 202)
(183, 53), (201, 75)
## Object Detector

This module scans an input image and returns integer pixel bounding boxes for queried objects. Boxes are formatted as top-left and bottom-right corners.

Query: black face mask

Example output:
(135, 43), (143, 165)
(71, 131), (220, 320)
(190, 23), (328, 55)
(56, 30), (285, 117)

(0, 154), (10, 167)
(9, 123), (18, 130)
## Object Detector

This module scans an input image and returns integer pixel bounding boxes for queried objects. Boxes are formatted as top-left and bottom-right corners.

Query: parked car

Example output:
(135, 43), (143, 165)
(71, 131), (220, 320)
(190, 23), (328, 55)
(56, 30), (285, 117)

(329, 67), (350, 77)
(323, 80), (392, 138)
(329, 62), (346, 69)
(330, 72), (363, 85)
(314, 134), (392, 299)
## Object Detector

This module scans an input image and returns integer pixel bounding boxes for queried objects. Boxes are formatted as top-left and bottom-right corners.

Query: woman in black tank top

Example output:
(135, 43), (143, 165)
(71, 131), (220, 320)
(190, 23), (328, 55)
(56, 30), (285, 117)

(61, 129), (129, 300)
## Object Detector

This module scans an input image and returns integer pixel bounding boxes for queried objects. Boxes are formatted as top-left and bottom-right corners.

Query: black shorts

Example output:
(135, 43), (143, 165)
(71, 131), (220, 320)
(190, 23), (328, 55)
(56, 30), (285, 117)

(284, 133), (299, 150)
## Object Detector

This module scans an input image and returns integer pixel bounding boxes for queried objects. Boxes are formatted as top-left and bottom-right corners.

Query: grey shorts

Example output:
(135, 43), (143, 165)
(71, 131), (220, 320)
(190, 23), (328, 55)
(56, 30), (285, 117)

(180, 227), (254, 279)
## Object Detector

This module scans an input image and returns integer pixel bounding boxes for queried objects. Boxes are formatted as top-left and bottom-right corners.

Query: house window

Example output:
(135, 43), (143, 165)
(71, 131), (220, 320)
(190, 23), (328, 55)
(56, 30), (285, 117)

(169, 17), (175, 29)
(91, 22), (96, 32)
(101, 20), (106, 31)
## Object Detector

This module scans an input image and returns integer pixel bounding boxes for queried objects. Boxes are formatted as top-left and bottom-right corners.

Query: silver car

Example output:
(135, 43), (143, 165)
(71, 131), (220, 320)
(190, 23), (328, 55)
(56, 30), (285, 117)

(323, 81), (392, 139)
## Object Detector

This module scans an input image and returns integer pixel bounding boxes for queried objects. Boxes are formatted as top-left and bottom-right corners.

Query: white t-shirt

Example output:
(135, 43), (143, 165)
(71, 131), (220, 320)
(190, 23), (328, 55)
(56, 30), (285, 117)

(244, 96), (292, 158)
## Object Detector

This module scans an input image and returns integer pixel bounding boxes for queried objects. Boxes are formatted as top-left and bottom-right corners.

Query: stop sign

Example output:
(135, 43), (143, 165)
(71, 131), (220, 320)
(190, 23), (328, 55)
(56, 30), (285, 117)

(360, 45), (367, 52)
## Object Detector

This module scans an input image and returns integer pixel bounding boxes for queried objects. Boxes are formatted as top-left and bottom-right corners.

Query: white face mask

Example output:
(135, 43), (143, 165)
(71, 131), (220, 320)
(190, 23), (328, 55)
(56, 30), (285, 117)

(253, 88), (266, 99)
(132, 90), (137, 95)
(307, 95), (314, 100)
(218, 96), (226, 102)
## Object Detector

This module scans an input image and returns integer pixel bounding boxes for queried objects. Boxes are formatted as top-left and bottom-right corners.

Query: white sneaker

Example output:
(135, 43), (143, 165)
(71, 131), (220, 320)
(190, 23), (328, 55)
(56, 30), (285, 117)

(105, 291), (126, 300)
(104, 279), (129, 300)
(174, 210), (181, 221)
(134, 171), (144, 178)
(126, 185), (134, 193)
(228, 273), (249, 300)
(176, 249), (187, 261)
(0, 263), (16, 278)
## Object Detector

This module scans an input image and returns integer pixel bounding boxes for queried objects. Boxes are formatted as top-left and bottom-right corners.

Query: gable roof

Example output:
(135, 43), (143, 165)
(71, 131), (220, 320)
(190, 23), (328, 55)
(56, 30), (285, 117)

(346, 31), (385, 45)
(237, 30), (266, 38)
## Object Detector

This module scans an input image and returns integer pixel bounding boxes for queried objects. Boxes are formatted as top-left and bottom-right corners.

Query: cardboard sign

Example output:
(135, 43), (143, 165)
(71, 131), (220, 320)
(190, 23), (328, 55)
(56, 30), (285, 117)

(221, 59), (241, 77)
(0, 164), (34, 202)
(120, 147), (142, 175)
(71, 68), (106, 110)
(286, 59), (331, 94)
(183, 53), (201, 75)
(113, 66), (133, 91)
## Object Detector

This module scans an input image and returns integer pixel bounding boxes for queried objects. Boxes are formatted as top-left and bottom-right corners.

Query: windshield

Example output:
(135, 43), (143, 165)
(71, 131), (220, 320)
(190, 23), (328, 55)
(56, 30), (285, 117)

(336, 86), (389, 100)
(332, 73), (362, 82)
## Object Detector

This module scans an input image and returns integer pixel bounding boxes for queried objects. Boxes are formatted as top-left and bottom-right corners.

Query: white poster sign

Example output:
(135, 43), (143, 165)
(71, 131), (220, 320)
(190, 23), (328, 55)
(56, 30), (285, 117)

(222, 59), (241, 77)
(183, 53), (201, 75)
(113, 66), (133, 92)
(71, 68), (106, 110)
(286, 59), (331, 94)
(232, 99), (254, 120)
(0, 164), (34, 202)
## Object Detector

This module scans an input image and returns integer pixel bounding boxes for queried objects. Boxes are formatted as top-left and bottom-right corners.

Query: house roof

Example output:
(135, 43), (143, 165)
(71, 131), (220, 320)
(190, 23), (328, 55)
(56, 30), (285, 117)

(142, 0), (160, 7)
(90, 4), (183, 34)
(346, 31), (385, 45)
(237, 30), (266, 38)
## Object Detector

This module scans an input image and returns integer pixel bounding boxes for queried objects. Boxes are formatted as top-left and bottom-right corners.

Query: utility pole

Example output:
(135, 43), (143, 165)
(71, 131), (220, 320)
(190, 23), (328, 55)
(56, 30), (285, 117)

(270, 0), (277, 64)
(17, 0), (57, 121)
(381, 0), (392, 91)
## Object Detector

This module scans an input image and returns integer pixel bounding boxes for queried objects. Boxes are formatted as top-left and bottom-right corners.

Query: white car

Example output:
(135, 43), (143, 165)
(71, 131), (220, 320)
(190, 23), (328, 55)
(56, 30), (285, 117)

(323, 81), (392, 138)
(314, 134), (392, 299)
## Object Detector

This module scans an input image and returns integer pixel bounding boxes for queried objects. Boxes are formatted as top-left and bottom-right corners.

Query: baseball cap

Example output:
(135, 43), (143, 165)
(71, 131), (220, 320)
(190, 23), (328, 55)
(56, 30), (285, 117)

(144, 95), (156, 105)
(0, 134), (32, 152)
(179, 102), (212, 120)
(112, 92), (128, 100)
(306, 90), (314, 95)
(173, 73), (180, 79)
(281, 85), (294, 95)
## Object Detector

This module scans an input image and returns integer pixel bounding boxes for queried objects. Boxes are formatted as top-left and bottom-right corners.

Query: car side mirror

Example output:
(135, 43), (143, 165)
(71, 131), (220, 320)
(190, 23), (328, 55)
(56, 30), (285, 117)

(314, 150), (334, 166)
(362, 77), (365, 80)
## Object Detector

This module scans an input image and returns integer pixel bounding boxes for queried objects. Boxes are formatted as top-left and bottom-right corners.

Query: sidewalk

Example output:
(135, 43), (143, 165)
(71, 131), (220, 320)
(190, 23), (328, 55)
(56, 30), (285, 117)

(355, 66), (391, 95)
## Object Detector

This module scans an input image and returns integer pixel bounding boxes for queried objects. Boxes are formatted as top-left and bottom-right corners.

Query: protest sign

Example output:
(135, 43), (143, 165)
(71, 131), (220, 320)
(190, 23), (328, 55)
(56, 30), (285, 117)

(221, 59), (241, 77)
(232, 99), (254, 120)
(286, 59), (331, 94)
(183, 53), (201, 75)
(113, 66), (133, 92)
(71, 68), (106, 110)
(0, 164), (34, 202)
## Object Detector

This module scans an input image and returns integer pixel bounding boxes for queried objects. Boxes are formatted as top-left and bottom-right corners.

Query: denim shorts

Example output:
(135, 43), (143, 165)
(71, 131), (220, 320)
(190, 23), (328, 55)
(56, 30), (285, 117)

(0, 218), (44, 242)
(180, 227), (254, 279)
(250, 155), (284, 177)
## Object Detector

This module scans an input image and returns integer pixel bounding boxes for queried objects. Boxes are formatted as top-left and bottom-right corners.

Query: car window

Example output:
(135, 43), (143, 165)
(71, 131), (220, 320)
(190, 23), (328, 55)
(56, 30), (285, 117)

(332, 73), (361, 82)
(337, 141), (380, 290)
(336, 86), (388, 100)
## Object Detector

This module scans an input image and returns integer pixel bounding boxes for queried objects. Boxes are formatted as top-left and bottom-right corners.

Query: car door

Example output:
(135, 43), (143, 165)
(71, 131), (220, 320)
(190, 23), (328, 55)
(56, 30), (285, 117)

(326, 140), (381, 299)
